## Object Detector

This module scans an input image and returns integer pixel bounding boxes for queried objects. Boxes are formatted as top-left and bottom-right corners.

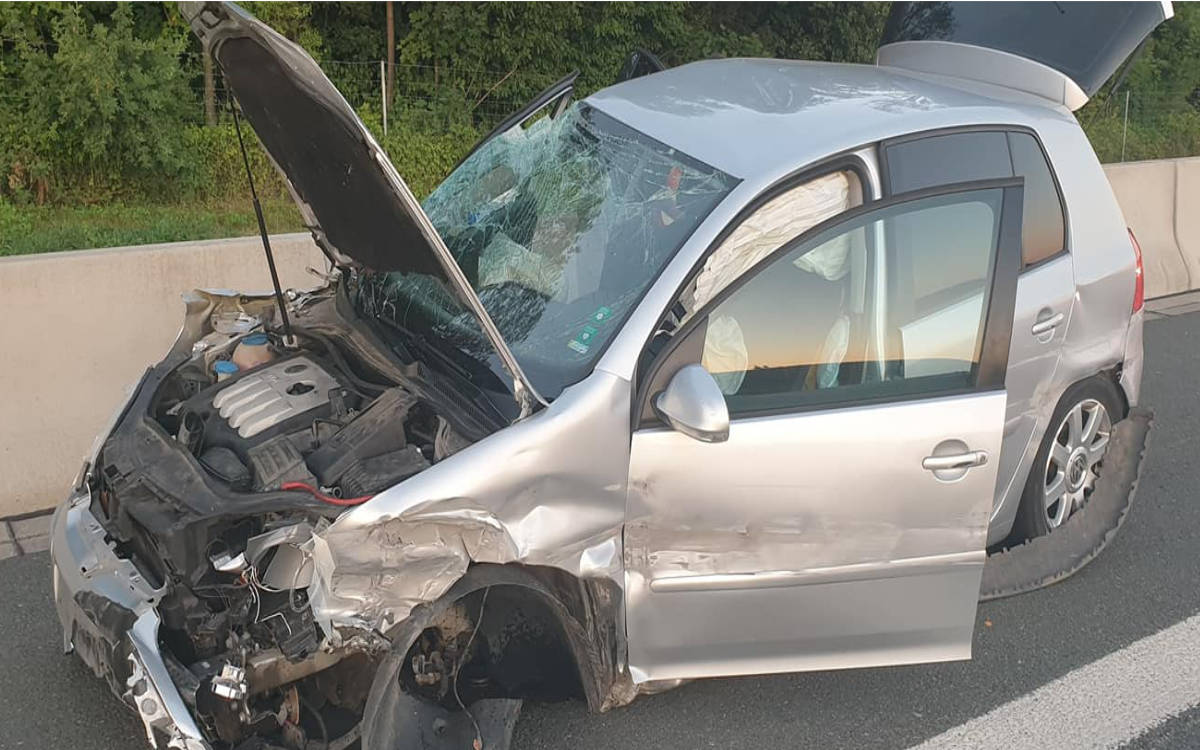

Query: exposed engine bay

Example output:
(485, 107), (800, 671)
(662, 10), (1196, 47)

(83, 282), (516, 749)
(171, 351), (433, 501)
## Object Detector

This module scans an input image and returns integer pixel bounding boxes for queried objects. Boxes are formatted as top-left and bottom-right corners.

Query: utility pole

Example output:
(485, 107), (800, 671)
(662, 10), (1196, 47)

(203, 44), (217, 126)
(386, 1), (395, 108)
(380, 59), (388, 137)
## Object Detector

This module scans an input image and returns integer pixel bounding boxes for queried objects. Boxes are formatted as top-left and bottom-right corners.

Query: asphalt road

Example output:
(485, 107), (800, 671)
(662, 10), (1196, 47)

(3, 309), (1199, 750)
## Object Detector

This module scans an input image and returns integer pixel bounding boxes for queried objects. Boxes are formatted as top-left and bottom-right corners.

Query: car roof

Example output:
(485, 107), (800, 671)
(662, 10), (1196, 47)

(586, 58), (1078, 180)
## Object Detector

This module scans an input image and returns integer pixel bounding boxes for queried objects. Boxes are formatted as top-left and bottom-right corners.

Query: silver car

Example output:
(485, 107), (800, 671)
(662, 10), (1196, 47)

(51, 2), (1166, 748)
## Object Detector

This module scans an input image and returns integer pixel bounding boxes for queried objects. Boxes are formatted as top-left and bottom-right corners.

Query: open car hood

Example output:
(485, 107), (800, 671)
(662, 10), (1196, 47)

(180, 1), (546, 410)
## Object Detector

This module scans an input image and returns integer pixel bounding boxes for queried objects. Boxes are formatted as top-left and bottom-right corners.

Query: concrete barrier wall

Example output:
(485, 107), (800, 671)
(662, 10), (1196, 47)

(1104, 156), (1200, 299)
(0, 234), (325, 517)
(0, 156), (1197, 516)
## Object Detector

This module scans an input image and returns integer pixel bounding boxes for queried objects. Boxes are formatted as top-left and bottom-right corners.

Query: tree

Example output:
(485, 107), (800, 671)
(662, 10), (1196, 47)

(0, 3), (195, 203)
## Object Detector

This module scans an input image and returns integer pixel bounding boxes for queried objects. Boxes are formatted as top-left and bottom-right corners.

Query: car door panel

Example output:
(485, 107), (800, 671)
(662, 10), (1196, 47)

(626, 180), (1024, 682)
(616, 49), (666, 83)
(626, 390), (1005, 681)
(880, 129), (1075, 543)
(990, 254), (1076, 539)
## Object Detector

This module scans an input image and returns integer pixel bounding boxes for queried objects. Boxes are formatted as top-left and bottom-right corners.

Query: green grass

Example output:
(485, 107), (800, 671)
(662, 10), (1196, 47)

(0, 198), (305, 257)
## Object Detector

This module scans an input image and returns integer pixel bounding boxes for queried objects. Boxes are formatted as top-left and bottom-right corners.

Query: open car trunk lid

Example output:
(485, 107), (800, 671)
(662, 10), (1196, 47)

(179, 1), (546, 410)
(877, 2), (1174, 111)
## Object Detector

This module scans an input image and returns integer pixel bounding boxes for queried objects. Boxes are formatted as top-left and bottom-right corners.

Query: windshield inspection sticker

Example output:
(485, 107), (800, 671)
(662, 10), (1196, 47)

(591, 306), (613, 323)
(568, 324), (600, 354)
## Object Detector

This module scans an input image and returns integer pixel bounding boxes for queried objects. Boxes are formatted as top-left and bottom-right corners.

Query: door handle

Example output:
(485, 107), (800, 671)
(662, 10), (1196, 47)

(922, 451), (988, 472)
(1031, 312), (1065, 336)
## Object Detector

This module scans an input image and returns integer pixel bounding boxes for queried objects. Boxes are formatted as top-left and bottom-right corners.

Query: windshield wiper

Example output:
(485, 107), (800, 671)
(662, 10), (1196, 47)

(374, 315), (519, 423)
(375, 315), (474, 383)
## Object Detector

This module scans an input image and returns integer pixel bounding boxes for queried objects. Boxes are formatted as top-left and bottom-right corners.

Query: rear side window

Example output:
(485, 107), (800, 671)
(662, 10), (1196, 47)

(1007, 132), (1065, 265)
(884, 130), (1065, 267)
(885, 132), (1011, 192)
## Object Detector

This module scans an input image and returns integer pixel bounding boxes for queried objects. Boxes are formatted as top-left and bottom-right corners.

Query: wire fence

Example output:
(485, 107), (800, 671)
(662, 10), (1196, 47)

(1078, 86), (1200, 164)
(199, 58), (561, 135)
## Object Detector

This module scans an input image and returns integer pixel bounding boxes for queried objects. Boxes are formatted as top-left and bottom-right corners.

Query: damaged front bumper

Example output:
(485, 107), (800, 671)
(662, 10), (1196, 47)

(52, 491), (212, 750)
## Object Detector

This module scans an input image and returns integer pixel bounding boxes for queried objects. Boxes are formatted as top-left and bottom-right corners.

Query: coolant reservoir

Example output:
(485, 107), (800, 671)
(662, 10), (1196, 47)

(231, 333), (275, 371)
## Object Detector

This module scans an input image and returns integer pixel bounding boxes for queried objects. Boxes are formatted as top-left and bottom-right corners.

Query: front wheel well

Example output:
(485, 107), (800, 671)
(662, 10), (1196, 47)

(366, 563), (623, 733)
(398, 579), (588, 707)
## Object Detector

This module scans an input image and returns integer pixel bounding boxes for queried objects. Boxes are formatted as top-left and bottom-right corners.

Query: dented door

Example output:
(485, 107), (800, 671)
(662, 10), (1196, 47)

(625, 180), (1025, 682)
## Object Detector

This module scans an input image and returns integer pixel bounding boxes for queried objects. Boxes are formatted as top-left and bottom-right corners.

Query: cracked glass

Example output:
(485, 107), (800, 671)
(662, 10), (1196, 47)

(353, 103), (737, 402)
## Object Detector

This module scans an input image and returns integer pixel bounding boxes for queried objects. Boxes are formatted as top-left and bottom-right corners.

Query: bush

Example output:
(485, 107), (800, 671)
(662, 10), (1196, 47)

(179, 123), (293, 203)
(357, 103), (482, 198)
(1083, 109), (1200, 164)
(1, 1), (1196, 256)
(175, 105), (480, 206)
(0, 4), (195, 205)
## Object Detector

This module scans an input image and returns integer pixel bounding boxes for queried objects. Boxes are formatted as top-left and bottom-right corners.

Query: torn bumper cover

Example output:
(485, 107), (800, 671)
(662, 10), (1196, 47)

(52, 493), (212, 750)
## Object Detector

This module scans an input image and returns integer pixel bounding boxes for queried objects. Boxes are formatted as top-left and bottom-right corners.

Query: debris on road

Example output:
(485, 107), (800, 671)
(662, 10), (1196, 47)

(980, 408), (1153, 601)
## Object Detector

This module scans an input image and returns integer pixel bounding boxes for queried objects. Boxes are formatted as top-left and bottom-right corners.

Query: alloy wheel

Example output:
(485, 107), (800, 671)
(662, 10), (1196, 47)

(1043, 398), (1112, 529)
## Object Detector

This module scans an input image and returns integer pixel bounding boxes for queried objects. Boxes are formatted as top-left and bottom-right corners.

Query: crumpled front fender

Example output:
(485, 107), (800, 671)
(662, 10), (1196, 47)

(305, 370), (632, 639)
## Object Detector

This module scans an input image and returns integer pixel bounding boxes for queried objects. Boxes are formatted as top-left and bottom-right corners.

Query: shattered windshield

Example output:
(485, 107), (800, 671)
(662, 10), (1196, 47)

(353, 103), (737, 401)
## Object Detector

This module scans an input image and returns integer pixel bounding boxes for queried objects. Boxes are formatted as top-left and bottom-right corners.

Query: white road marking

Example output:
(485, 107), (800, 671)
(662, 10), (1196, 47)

(907, 613), (1200, 750)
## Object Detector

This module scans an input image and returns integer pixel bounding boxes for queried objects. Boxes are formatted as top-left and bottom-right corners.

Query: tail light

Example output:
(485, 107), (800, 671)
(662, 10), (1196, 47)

(1129, 228), (1144, 313)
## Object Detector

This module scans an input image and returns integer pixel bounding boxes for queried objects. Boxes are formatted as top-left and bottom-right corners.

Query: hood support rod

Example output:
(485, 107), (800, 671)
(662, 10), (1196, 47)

(231, 102), (297, 348)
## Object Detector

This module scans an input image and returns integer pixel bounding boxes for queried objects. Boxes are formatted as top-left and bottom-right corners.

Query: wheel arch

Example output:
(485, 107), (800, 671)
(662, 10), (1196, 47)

(1004, 371), (1125, 544)
(361, 563), (624, 746)
(991, 368), (1128, 547)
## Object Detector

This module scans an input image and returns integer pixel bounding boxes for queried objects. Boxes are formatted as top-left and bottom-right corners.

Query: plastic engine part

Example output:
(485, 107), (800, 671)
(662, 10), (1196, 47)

(306, 388), (417, 488)
(337, 446), (429, 496)
(247, 435), (318, 491)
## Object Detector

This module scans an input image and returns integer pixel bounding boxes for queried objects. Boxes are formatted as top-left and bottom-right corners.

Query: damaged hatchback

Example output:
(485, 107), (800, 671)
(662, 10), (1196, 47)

(52, 2), (1168, 749)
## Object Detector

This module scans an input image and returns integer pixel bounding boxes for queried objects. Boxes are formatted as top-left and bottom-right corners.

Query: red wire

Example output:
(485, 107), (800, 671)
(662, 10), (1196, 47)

(280, 482), (374, 506)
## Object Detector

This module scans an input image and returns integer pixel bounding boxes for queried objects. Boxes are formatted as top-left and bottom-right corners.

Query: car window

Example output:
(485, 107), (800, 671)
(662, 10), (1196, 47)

(637, 169), (865, 383)
(885, 132), (1011, 192)
(697, 188), (1005, 416)
(884, 130), (1065, 267)
(356, 103), (737, 401)
(686, 170), (863, 315)
(1007, 132), (1065, 265)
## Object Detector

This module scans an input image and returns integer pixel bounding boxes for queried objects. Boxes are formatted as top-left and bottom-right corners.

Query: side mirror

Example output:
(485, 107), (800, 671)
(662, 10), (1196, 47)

(652, 364), (730, 443)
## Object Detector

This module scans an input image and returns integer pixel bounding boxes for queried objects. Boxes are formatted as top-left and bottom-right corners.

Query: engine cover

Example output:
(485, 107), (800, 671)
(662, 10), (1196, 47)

(212, 357), (340, 438)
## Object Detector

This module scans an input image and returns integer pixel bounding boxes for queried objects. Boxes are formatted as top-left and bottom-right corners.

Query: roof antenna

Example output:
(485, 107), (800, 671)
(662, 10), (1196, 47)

(230, 101), (297, 348)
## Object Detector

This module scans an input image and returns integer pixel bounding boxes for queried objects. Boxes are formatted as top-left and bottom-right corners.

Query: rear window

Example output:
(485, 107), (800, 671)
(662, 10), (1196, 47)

(883, 130), (1065, 267)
